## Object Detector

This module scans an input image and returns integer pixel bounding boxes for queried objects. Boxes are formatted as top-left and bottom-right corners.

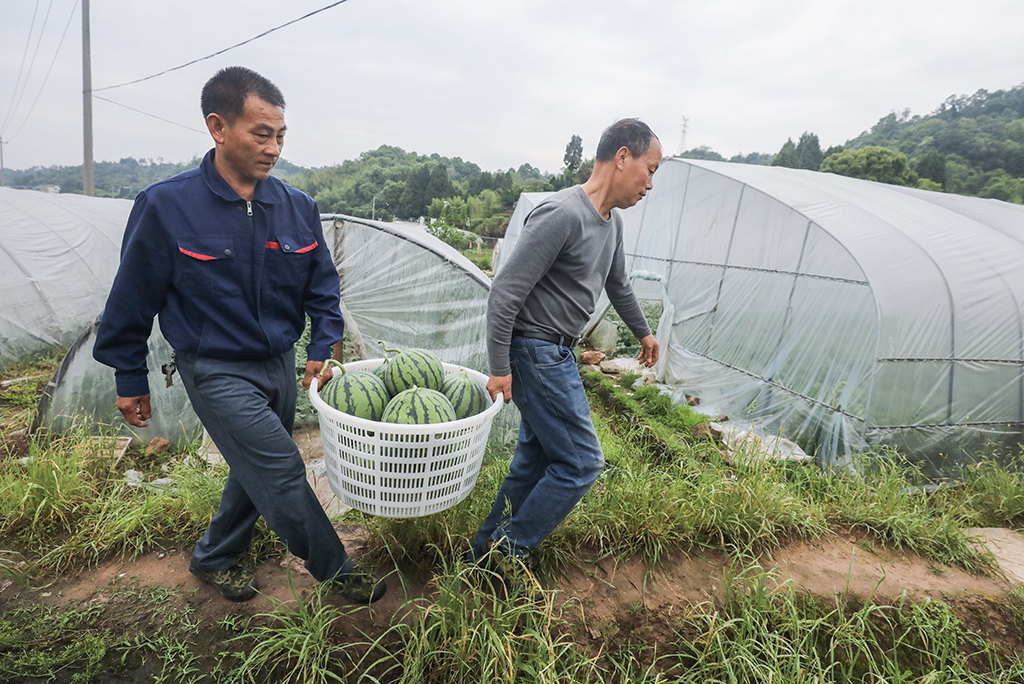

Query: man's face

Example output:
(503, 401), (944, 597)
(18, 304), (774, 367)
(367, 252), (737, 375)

(217, 94), (286, 185)
(618, 137), (662, 209)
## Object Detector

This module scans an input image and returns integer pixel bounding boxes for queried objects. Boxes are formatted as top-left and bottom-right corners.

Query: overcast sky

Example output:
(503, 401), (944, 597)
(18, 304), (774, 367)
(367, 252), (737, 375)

(2, 0), (1023, 176)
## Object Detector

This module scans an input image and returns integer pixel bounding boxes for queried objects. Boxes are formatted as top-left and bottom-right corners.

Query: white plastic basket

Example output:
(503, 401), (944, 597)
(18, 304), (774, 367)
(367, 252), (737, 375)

(308, 358), (504, 518)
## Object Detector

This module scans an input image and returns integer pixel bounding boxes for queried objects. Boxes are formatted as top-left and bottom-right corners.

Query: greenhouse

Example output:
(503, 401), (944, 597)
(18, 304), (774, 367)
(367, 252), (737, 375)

(19, 206), (503, 442)
(0, 187), (132, 367)
(322, 215), (492, 372)
(491, 191), (552, 276)
(611, 158), (1024, 474)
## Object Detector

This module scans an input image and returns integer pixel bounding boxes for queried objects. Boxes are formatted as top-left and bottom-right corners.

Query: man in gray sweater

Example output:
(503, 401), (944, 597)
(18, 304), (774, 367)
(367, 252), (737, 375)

(466, 118), (661, 597)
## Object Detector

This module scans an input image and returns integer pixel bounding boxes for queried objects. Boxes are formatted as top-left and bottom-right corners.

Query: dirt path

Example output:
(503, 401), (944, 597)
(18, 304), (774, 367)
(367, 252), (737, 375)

(4, 424), (1023, 672)
(11, 519), (1021, 653)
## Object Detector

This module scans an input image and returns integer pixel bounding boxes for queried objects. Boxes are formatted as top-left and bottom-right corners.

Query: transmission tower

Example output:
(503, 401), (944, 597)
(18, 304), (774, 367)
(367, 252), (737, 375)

(676, 115), (689, 156)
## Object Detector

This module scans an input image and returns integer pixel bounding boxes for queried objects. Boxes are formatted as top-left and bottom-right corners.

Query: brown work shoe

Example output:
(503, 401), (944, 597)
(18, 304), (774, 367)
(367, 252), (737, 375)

(329, 565), (387, 604)
(189, 559), (258, 602)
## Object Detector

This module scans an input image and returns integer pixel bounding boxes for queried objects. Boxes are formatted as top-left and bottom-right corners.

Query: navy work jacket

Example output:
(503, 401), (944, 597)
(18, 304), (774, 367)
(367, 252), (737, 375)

(93, 149), (345, 398)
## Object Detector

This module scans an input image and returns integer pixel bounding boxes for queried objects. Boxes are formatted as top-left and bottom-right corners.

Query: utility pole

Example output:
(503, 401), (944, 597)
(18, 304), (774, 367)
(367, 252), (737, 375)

(0, 136), (5, 187)
(82, 0), (94, 195)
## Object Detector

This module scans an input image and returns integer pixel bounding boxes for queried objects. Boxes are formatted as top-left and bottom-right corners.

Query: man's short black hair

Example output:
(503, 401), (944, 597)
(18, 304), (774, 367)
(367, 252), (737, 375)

(201, 66), (285, 122)
(595, 118), (658, 162)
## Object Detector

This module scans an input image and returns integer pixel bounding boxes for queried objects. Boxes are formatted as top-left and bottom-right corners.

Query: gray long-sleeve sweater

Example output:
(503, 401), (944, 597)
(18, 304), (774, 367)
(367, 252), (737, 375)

(487, 186), (651, 375)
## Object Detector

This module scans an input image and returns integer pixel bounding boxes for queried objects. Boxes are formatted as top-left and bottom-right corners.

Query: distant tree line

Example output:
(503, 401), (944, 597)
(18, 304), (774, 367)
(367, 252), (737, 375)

(678, 83), (1024, 204)
(2, 156), (308, 198)
(287, 139), (591, 238)
(1, 141), (590, 239)
(14, 83), (1022, 239)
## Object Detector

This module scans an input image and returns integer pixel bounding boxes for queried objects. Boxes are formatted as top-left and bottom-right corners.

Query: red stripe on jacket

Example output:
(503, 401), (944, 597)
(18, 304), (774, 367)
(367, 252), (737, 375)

(266, 240), (318, 253)
(178, 247), (217, 261)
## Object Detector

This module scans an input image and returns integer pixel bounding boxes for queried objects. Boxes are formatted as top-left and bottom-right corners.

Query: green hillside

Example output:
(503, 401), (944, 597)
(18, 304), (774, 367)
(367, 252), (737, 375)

(1, 156), (308, 198)
(681, 83), (1024, 204)
(1, 143), (582, 239)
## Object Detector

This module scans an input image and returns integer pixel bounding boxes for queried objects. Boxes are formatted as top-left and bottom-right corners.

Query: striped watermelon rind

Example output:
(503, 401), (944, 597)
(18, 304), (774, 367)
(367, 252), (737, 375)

(381, 345), (445, 396)
(381, 386), (457, 425)
(372, 359), (389, 383)
(442, 369), (490, 419)
(320, 359), (390, 421)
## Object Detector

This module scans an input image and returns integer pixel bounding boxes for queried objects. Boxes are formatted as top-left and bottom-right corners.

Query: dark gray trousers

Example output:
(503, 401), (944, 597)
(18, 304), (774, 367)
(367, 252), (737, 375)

(177, 350), (351, 581)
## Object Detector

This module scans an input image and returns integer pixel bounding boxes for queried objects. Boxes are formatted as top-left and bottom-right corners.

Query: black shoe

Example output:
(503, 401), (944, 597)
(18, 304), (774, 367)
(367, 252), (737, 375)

(189, 559), (258, 602)
(330, 565), (387, 604)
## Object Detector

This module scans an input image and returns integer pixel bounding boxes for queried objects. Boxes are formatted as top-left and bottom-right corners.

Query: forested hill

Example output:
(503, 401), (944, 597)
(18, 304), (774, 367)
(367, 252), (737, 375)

(682, 83), (1024, 204)
(2, 144), (570, 238)
(842, 85), (1024, 200)
(8, 84), (1022, 241)
(282, 144), (559, 235)
(2, 156), (308, 198)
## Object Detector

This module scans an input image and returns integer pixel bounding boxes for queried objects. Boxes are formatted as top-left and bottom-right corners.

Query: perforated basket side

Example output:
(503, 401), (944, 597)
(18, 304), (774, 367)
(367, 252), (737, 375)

(311, 359), (502, 518)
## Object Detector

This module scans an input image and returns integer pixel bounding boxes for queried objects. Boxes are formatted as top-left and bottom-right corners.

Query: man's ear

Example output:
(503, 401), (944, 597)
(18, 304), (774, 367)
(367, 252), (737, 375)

(615, 146), (630, 170)
(207, 112), (228, 144)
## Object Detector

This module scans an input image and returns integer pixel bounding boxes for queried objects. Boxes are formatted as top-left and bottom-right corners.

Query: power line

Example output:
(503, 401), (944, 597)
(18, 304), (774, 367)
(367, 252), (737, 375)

(3, 0), (58, 135)
(6, 0), (80, 143)
(93, 0), (352, 93)
(92, 95), (208, 135)
(1, 0), (42, 134)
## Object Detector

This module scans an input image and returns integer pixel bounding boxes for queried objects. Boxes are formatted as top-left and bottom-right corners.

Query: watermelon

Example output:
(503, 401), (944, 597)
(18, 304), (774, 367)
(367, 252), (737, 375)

(320, 359), (389, 421)
(372, 358), (389, 383)
(382, 386), (457, 425)
(442, 369), (490, 419)
(380, 344), (445, 396)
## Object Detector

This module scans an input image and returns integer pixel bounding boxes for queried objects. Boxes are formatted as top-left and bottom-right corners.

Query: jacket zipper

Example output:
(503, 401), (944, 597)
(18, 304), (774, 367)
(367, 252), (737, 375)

(246, 200), (254, 238)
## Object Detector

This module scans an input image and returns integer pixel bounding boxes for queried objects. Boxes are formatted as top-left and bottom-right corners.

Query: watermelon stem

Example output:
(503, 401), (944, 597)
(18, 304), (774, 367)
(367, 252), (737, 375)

(324, 358), (347, 375)
(379, 341), (402, 355)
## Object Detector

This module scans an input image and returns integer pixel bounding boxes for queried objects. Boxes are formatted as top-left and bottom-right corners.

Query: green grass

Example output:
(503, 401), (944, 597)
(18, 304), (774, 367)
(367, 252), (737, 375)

(0, 347), (65, 434)
(461, 246), (493, 272)
(358, 560), (595, 684)
(219, 558), (1024, 683)
(229, 576), (364, 684)
(0, 424), (281, 578)
(2, 345), (1024, 681)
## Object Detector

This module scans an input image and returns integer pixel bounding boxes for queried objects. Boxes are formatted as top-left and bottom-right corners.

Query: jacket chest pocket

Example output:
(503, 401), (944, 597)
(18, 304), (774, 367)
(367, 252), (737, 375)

(175, 238), (242, 297)
(265, 234), (317, 290)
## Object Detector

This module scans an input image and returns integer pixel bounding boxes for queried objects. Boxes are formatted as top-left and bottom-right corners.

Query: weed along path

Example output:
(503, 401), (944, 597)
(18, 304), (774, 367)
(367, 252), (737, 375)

(3, 361), (1024, 681)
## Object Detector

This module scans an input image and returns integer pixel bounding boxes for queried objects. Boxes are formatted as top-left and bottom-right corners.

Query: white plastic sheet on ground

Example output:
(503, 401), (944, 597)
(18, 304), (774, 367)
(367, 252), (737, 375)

(616, 158), (1024, 474)
(0, 187), (132, 366)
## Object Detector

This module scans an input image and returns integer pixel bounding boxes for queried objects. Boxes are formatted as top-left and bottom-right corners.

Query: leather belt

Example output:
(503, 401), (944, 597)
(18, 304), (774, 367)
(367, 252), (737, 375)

(518, 331), (580, 348)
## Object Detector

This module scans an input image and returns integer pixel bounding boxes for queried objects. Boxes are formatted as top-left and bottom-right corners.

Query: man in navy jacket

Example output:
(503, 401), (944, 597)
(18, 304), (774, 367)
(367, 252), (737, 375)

(94, 66), (385, 604)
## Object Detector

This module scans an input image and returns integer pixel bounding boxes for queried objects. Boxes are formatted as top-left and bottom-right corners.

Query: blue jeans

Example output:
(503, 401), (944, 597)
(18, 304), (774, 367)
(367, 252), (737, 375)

(469, 336), (604, 558)
(177, 350), (353, 582)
